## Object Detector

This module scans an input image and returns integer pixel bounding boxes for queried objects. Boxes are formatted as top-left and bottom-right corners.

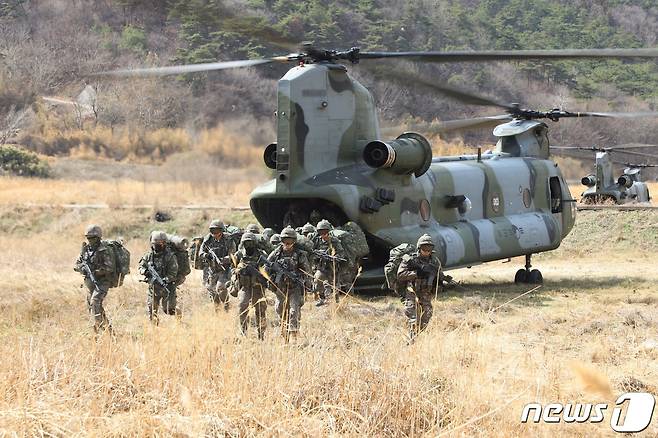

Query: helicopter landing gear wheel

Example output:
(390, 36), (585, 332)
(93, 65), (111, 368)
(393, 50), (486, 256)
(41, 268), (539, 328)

(527, 269), (543, 284)
(514, 254), (543, 284)
(514, 269), (528, 284)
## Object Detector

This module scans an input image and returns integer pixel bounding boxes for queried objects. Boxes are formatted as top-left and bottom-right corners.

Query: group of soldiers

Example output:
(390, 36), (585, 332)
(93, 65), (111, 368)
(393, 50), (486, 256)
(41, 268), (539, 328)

(75, 219), (443, 343)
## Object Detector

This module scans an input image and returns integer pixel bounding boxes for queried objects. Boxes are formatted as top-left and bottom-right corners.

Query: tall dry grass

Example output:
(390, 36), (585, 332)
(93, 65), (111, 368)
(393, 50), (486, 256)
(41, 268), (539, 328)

(1, 214), (658, 436)
(0, 176), (257, 207)
(21, 124), (264, 167)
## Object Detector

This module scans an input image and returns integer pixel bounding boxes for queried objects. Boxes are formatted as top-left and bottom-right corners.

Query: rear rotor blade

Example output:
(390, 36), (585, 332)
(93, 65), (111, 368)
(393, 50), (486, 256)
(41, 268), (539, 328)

(360, 48), (658, 63)
(381, 69), (515, 110)
(382, 114), (512, 136)
(565, 111), (658, 118)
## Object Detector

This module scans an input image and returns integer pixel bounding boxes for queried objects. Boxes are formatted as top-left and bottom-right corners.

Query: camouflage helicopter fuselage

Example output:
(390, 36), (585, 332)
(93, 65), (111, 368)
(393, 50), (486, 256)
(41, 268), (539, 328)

(580, 152), (651, 204)
(250, 63), (576, 288)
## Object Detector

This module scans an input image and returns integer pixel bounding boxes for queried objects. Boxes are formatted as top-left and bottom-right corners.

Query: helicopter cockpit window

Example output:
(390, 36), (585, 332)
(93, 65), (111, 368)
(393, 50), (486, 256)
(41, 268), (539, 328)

(549, 176), (562, 213)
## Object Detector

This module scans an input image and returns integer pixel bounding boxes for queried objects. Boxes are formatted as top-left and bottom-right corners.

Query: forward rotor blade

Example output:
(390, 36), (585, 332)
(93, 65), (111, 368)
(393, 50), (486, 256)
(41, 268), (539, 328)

(359, 48), (658, 62)
(97, 58), (282, 77)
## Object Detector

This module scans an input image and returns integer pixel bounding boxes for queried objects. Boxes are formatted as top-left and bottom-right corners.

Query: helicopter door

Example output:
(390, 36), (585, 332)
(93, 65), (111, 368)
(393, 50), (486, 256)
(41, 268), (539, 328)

(549, 176), (563, 213)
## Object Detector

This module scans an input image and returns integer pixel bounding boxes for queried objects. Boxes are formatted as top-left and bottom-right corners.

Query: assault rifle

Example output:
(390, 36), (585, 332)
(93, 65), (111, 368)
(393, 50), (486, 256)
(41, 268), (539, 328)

(407, 259), (440, 284)
(142, 261), (173, 295)
(203, 243), (229, 272)
(79, 260), (102, 294)
(312, 249), (347, 264)
(266, 259), (305, 287)
(237, 255), (266, 280)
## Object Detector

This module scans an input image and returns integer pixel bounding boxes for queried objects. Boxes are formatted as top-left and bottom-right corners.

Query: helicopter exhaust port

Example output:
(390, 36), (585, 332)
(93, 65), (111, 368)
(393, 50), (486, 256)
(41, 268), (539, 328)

(263, 143), (277, 169)
(363, 132), (432, 177)
(617, 174), (634, 188)
(581, 175), (596, 187)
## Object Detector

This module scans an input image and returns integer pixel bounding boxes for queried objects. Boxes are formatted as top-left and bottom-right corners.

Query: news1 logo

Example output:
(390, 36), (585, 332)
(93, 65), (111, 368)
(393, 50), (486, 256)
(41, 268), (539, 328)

(521, 393), (656, 432)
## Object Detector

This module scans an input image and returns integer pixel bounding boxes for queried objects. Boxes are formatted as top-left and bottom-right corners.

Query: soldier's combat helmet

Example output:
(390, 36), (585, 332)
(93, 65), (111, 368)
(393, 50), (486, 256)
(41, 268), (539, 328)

(245, 223), (260, 234)
(316, 219), (333, 232)
(262, 227), (274, 241)
(209, 219), (225, 232)
(302, 223), (315, 234)
(240, 232), (257, 243)
(85, 224), (102, 238)
(150, 230), (168, 243)
(270, 234), (281, 245)
(416, 234), (434, 248)
(280, 227), (297, 240)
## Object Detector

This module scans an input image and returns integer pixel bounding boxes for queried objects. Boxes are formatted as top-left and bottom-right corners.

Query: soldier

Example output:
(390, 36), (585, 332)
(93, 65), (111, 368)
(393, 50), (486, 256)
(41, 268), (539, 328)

(301, 222), (316, 239)
(311, 219), (348, 306)
(232, 232), (269, 340)
(245, 223), (261, 234)
(266, 227), (311, 342)
(139, 231), (179, 324)
(74, 224), (115, 334)
(199, 219), (236, 312)
(270, 233), (281, 247)
(262, 228), (275, 242)
(397, 234), (443, 342)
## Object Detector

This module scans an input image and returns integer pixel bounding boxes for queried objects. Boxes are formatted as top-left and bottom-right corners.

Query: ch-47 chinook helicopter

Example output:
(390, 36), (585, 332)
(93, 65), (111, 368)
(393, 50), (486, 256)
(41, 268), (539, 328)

(551, 145), (657, 204)
(104, 32), (658, 289)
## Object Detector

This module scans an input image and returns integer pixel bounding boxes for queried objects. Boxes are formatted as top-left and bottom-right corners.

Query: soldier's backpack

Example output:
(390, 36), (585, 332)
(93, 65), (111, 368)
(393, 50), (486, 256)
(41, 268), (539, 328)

(295, 233), (314, 254)
(167, 234), (191, 284)
(104, 239), (131, 288)
(189, 236), (205, 270)
(386, 243), (415, 287)
(332, 221), (370, 264)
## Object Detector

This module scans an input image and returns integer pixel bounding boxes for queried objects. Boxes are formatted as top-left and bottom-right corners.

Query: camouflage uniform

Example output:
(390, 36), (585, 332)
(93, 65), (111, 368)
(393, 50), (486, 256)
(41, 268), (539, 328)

(232, 233), (269, 340)
(397, 234), (443, 341)
(74, 225), (115, 333)
(266, 228), (311, 340)
(311, 220), (348, 305)
(139, 232), (179, 324)
(199, 222), (236, 312)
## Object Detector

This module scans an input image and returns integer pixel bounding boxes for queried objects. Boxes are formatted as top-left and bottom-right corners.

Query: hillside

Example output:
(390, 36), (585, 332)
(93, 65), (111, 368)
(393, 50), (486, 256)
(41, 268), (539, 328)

(1, 0), (658, 172)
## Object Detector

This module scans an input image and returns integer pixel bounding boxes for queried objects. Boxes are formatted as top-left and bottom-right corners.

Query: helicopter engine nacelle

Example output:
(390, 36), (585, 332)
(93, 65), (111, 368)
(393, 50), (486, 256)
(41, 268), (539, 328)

(363, 132), (432, 177)
(617, 174), (633, 188)
(581, 175), (596, 187)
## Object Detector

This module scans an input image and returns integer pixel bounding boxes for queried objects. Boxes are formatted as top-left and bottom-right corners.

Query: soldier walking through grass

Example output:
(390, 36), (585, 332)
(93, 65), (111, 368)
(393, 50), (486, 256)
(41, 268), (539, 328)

(266, 227), (311, 342)
(139, 231), (179, 325)
(199, 219), (236, 312)
(74, 224), (115, 334)
(311, 219), (348, 306)
(397, 234), (443, 342)
(231, 232), (269, 340)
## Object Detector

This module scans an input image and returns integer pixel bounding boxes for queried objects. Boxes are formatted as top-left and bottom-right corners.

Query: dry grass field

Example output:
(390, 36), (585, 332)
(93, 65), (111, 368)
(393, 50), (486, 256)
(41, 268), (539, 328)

(0, 204), (657, 436)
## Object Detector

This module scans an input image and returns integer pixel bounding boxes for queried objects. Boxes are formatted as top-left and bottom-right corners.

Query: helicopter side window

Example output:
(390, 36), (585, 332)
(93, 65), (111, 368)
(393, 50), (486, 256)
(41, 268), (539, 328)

(549, 176), (562, 213)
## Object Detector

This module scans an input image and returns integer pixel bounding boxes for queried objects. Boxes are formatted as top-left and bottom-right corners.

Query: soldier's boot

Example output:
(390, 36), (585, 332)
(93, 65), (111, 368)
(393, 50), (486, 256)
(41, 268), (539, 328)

(175, 308), (183, 322)
(315, 288), (327, 306)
